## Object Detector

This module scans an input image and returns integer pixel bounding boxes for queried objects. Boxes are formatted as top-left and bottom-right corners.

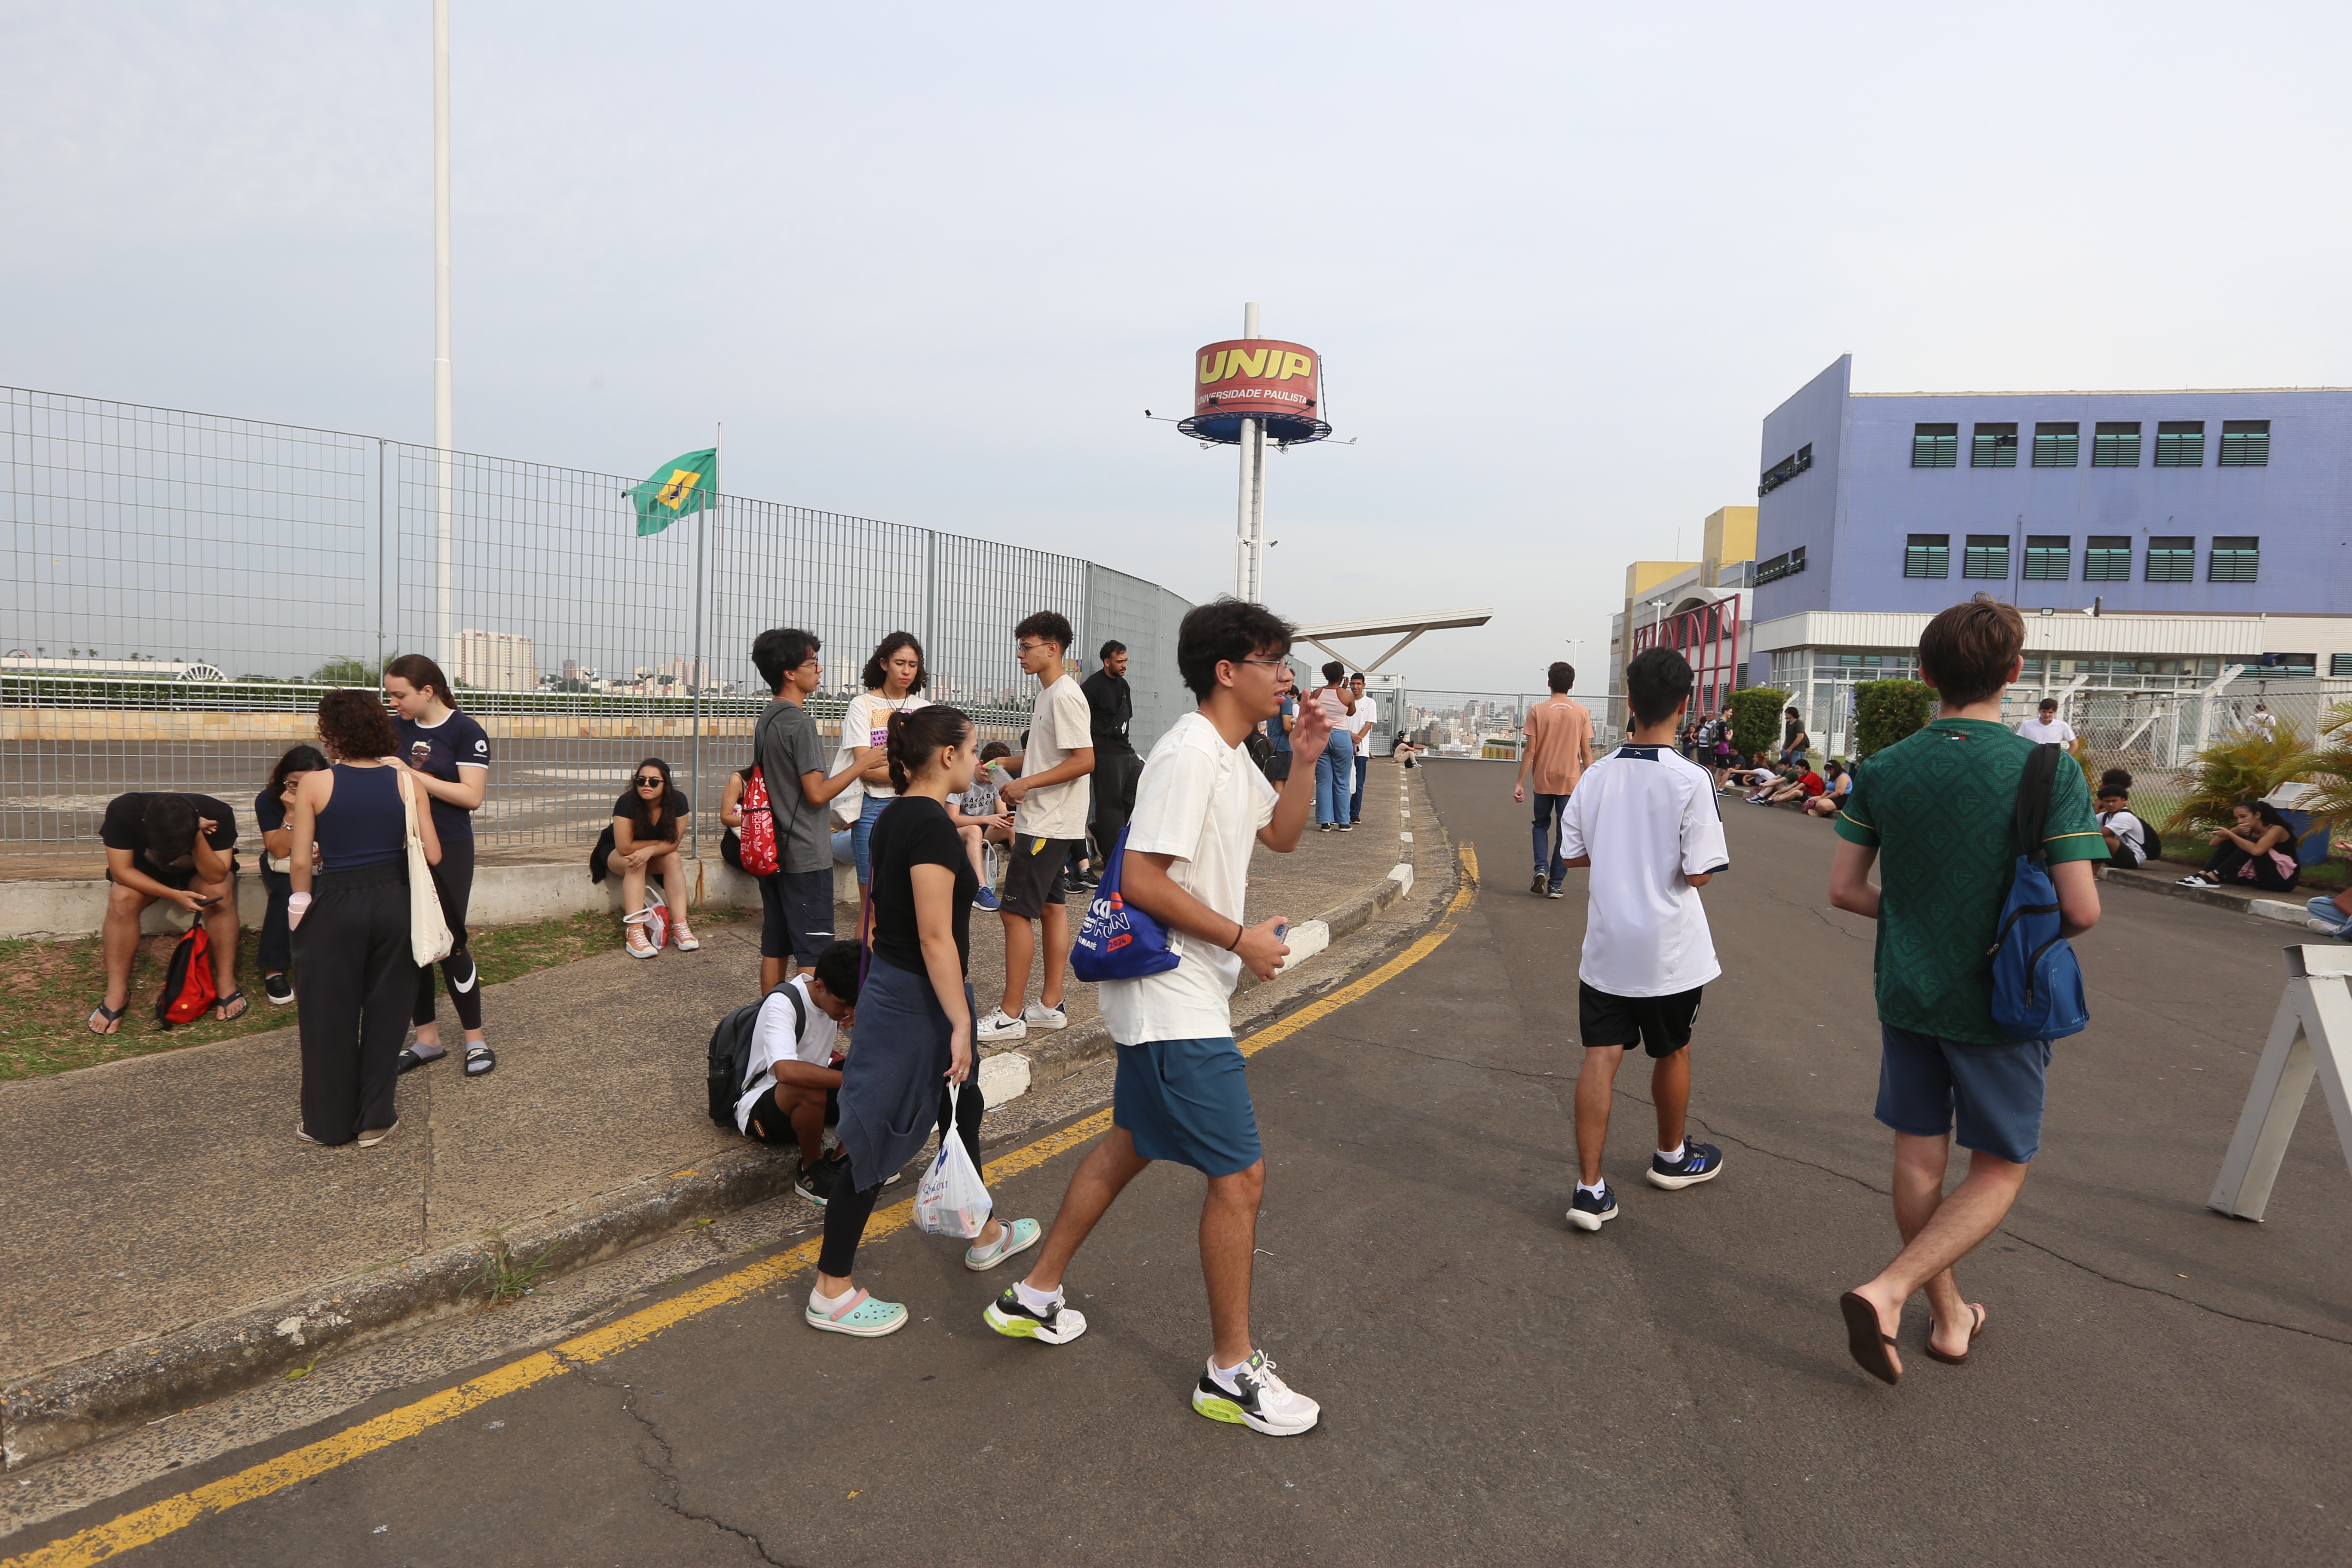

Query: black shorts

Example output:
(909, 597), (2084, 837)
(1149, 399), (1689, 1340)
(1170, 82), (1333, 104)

(108, 854), (237, 894)
(1579, 981), (1702, 1058)
(760, 868), (835, 964)
(1001, 835), (1078, 918)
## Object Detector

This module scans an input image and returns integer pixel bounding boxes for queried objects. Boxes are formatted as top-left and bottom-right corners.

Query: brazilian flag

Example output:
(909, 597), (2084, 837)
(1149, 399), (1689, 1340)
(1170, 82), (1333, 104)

(627, 448), (717, 536)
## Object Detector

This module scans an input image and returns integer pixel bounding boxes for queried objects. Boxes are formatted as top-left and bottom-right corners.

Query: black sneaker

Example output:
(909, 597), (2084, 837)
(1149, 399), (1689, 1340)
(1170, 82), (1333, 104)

(1647, 1141), (1725, 1189)
(983, 1286), (1089, 1345)
(795, 1152), (841, 1206)
(263, 973), (295, 1005)
(1566, 1181), (1618, 1231)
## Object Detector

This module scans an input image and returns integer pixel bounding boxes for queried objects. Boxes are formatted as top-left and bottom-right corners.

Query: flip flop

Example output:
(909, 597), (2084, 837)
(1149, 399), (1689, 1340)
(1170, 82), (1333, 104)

(211, 990), (250, 1023)
(1839, 1291), (1902, 1385)
(87, 1001), (126, 1035)
(464, 1042), (496, 1077)
(398, 1042), (449, 1075)
(1923, 1302), (1988, 1366)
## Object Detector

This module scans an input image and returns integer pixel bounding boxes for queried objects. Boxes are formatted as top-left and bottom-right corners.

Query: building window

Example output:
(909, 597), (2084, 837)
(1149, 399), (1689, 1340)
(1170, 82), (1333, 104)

(2220, 420), (2271, 467)
(2257, 654), (2317, 678)
(1912, 423), (1958, 468)
(2333, 653), (2352, 678)
(2024, 535), (2070, 580)
(1758, 444), (1814, 496)
(1755, 544), (1807, 585)
(2209, 536), (2259, 583)
(1963, 534), (2010, 579)
(2092, 421), (2141, 467)
(2155, 420), (2205, 468)
(1972, 423), (2019, 468)
(2146, 535), (2195, 583)
(2083, 535), (2133, 581)
(2033, 422), (2079, 467)
(1905, 533), (1950, 578)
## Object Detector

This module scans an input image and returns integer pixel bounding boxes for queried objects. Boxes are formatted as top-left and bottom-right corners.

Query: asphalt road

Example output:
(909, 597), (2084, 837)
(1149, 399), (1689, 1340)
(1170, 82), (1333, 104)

(14, 758), (2351, 1566)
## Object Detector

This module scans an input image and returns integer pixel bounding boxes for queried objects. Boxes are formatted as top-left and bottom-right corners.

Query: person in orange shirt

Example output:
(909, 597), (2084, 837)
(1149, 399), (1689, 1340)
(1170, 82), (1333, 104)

(1513, 662), (1596, 898)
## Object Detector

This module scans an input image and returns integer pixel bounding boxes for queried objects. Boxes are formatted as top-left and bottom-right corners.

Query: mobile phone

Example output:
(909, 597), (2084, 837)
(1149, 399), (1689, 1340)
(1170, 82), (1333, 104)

(191, 895), (220, 907)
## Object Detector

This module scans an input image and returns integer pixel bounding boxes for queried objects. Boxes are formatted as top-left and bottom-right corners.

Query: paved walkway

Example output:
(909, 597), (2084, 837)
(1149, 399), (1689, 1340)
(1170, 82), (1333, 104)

(0, 764), (1415, 1387)
(9, 758), (2349, 1564)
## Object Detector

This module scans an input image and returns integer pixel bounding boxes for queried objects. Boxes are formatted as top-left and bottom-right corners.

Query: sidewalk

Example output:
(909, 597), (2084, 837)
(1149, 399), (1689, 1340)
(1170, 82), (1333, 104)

(0, 760), (1427, 1468)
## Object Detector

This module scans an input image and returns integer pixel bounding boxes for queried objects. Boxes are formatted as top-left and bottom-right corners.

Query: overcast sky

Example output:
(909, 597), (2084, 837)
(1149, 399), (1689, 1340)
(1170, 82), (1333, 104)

(5, 2), (2346, 692)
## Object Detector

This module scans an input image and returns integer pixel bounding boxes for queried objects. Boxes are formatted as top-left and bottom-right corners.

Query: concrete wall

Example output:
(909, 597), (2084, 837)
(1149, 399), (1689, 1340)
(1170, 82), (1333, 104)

(0, 860), (860, 943)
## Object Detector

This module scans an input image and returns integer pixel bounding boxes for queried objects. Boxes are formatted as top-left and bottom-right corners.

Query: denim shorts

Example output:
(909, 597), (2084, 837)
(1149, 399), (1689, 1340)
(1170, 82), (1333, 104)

(1874, 1024), (2052, 1164)
(1114, 1036), (1262, 1177)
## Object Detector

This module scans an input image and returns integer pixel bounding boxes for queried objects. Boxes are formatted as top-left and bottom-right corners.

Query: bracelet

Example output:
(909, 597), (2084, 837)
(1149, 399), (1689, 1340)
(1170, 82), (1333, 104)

(1225, 921), (1243, 951)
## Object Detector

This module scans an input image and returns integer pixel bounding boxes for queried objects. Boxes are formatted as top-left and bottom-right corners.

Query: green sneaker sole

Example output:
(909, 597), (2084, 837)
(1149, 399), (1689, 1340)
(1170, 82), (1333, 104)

(984, 1303), (1041, 1339)
(1192, 1390), (1248, 1425)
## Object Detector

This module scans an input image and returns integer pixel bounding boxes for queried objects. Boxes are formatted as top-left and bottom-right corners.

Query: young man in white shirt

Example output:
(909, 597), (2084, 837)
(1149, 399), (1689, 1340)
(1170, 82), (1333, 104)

(1555, 646), (1730, 1231)
(988, 597), (1334, 1439)
(2017, 698), (2076, 747)
(731, 940), (861, 1202)
(1346, 672), (1377, 824)
(979, 611), (1095, 1044)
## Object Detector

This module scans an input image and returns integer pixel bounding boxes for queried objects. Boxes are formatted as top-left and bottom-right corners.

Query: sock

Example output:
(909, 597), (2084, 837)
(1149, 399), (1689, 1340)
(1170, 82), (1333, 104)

(1012, 1278), (1061, 1314)
(810, 1284), (850, 1313)
(1577, 1179), (1607, 1199)
(1658, 1142), (1686, 1164)
(1210, 1353), (1255, 1388)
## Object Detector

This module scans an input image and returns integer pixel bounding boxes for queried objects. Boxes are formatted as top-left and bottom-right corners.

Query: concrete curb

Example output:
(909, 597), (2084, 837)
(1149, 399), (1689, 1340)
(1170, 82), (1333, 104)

(0, 789), (1431, 1473)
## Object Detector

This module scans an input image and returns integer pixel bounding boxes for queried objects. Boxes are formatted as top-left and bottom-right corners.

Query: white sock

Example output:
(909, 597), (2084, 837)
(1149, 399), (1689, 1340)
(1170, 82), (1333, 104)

(1658, 1142), (1686, 1164)
(1576, 1179), (1607, 1199)
(1210, 1353), (1255, 1387)
(810, 1284), (851, 1312)
(1012, 1278), (1061, 1314)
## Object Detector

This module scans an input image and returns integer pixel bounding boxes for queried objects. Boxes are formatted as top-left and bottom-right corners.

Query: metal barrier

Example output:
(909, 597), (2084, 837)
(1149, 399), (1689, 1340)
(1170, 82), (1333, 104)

(1, 385), (1190, 869)
(1398, 689), (1629, 759)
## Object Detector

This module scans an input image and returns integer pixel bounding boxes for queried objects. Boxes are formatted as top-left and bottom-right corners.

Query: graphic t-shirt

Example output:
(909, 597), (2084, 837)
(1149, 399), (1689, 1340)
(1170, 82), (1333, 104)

(1556, 746), (1728, 998)
(1100, 713), (1279, 1045)
(1523, 699), (1595, 796)
(732, 975), (842, 1133)
(1835, 718), (2108, 1044)
(395, 710), (491, 842)
(869, 796), (977, 975)
(100, 793), (239, 887)
(842, 691), (929, 800)
(756, 699), (834, 875)
(1015, 674), (1094, 839)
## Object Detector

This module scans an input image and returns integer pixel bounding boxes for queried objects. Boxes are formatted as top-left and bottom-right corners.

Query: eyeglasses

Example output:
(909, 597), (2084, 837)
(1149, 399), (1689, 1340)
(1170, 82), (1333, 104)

(1234, 657), (1287, 669)
(1014, 640), (1047, 655)
(635, 776), (664, 787)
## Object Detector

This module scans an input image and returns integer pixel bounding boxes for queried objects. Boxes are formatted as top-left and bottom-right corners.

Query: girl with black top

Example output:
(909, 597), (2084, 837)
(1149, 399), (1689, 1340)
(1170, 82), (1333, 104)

(287, 690), (440, 1147)
(807, 705), (1041, 1338)
(383, 654), (496, 1077)
(606, 756), (697, 956)
(2181, 799), (2301, 892)
(254, 744), (329, 1005)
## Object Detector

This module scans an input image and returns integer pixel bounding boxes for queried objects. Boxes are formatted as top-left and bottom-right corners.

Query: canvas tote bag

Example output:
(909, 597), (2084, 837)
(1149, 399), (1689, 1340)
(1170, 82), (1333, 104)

(399, 767), (456, 968)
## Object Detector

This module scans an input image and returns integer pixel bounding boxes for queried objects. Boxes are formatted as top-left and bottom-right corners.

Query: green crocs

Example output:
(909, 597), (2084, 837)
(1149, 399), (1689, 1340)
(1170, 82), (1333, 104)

(805, 1288), (909, 1338)
(964, 1216), (1041, 1272)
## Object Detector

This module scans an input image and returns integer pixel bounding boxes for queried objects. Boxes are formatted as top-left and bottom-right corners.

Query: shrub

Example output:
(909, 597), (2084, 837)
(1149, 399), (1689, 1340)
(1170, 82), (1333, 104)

(1852, 680), (1935, 758)
(2296, 699), (2352, 834)
(2163, 721), (2318, 836)
(1728, 687), (1790, 762)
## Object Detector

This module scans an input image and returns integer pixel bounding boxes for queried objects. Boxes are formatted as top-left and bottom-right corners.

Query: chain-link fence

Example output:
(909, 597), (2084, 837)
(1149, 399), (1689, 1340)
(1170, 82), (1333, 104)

(1397, 689), (1629, 760)
(2, 385), (1189, 873)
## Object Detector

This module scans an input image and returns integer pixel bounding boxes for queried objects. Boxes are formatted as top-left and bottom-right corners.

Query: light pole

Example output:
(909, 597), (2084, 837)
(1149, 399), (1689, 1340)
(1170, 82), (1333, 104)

(432, 0), (453, 669)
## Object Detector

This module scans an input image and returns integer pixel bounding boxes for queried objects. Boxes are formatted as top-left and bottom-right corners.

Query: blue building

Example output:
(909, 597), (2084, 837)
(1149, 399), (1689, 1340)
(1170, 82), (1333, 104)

(1749, 355), (2352, 753)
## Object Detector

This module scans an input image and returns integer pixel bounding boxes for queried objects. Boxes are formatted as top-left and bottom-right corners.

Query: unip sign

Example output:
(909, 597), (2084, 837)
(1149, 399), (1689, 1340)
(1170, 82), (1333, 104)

(1182, 339), (1331, 445)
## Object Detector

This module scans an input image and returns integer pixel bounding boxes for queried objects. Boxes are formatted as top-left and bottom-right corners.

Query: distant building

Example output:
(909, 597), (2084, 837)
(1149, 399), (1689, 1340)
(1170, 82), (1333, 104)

(1608, 505), (1755, 717)
(453, 629), (540, 692)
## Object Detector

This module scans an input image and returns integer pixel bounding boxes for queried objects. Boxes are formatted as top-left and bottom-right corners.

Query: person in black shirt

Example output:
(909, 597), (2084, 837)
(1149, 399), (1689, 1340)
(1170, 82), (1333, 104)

(91, 790), (245, 1032)
(255, 744), (330, 1006)
(384, 654), (498, 1076)
(1081, 640), (1137, 887)
(807, 704), (1041, 1339)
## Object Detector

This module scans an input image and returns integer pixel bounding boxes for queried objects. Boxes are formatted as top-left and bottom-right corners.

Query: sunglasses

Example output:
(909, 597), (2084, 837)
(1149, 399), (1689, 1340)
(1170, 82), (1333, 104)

(635, 776), (664, 787)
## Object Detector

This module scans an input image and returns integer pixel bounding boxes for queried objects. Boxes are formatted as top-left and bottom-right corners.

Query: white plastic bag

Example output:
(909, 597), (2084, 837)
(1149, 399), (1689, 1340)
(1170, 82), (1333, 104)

(914, 1086), (993, 1238)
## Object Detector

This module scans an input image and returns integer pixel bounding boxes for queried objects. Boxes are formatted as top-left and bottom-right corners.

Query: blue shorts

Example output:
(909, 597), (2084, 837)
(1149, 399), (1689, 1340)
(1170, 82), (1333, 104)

(1113, 1036), (1262, 1177)
(1874, 1024), (2052, 1164)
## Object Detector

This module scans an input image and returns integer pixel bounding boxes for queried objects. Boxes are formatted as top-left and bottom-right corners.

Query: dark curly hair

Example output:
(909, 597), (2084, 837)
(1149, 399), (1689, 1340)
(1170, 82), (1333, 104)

(315, 689), (398, 760)
(860, 631), (929, 695)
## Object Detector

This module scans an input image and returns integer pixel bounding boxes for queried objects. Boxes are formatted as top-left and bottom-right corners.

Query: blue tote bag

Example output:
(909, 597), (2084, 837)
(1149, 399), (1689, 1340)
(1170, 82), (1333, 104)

(1070, 827), (1180, 983)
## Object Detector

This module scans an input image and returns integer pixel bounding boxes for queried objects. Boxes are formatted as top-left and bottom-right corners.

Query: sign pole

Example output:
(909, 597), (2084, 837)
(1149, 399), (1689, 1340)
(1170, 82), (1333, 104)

(2208, 944), (2352, 1221)
(1235, 301), (1265, 602)
(432, 0), (453, 670)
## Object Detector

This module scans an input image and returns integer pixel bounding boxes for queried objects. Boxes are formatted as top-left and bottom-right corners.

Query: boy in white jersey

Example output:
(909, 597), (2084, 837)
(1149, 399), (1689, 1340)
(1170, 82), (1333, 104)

(1555, 647), (1731, 1231)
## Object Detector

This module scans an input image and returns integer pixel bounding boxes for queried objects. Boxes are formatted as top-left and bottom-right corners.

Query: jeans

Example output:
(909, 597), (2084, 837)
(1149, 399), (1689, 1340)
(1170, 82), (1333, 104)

(2306, 895), (2351, 937)
(851, 792), (890, 885)
(1314, 732), (1355, 825)
(1531, 792), (1571, 890)
(1351, 752), (1369, 821)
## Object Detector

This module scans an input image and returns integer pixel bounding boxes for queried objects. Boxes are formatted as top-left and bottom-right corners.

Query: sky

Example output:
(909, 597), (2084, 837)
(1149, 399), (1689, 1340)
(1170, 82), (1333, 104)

(5, 1), (2348, 692)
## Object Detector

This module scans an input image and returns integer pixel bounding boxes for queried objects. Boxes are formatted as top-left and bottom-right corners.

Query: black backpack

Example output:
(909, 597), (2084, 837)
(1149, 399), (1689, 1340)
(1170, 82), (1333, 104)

(705, 985), (804, 1128)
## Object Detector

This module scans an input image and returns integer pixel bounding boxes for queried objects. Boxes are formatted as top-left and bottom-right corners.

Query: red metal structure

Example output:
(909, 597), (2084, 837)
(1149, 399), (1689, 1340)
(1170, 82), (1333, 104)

(1628, 592), (1744, 715)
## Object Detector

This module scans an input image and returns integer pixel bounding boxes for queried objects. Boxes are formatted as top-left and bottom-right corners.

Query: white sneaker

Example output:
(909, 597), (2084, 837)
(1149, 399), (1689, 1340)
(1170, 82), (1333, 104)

(977, 1008), (1028, 1043)
(1021, 1001), (1068, 1031)
(1192, 1351), (1320, 1436)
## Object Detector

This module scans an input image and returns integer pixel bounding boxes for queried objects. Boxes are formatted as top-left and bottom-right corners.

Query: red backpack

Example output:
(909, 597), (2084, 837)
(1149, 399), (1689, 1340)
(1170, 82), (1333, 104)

(156, 920), (217, 1028)
(738, 764), (778, 876)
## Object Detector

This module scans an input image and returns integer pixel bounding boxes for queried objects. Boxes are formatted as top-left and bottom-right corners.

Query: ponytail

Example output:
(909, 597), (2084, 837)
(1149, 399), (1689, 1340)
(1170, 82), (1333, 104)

(887, 705), (974, 792)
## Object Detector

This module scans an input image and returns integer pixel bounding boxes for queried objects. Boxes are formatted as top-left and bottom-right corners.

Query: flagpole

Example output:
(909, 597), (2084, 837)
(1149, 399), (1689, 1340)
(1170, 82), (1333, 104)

(689, 423), (715, 869)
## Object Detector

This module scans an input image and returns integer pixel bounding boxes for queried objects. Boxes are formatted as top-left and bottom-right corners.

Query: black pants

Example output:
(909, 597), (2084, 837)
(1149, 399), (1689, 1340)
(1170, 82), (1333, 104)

(294, 863), (422, 1145)
(817, 1077), (986, 1277)
(2206, 842), (2299, 892)
(1090, 749), (1138, 862)
(259, 865), (294, 973)
(411, 837), (483, 1031)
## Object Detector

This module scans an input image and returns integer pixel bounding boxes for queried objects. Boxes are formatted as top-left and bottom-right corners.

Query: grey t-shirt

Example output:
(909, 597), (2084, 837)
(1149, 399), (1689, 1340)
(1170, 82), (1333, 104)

(756, 699), (833, 875)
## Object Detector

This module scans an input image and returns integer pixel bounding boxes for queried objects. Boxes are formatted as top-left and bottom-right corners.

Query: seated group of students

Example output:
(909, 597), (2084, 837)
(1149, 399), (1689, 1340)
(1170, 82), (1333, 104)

(1723, 754), (1850, 818)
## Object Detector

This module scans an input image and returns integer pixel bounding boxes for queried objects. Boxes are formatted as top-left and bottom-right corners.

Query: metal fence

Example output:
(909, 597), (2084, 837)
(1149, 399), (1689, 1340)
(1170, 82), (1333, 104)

(1, 385), (1189, 871)
(1397, 689), (1629, 760)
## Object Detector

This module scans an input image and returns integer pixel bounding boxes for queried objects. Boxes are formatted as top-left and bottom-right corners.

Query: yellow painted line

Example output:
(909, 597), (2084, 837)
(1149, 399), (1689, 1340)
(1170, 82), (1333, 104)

(8, 847), (1475, 1568)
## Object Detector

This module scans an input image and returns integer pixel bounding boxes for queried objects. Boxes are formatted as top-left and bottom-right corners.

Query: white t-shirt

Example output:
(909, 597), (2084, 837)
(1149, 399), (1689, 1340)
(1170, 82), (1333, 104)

(2099, 808), (2154, 862)
(1099, 712), (1279, 1045)
(732, 976), (841, 1133)
(842, 691), (928, 799)
(1016, 673), (1094, 839)
(2018, 717), (2076, 746)
(1350, 698), (1376, 745)
(1556, 744), (1729, 998)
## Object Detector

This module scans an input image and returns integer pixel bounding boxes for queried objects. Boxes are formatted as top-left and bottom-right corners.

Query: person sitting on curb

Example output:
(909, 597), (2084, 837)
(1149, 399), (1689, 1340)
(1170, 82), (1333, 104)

(1764, 764), (1825, 809)
(949, 741), (1015, 913)
(89, 790), (246, 1032)
(2177, 799), (2300, 893)
(2307, 889), (2352, 942)
(597, 757), (697, 956)
(732, 939), (862, 1202)
(2095, 784), (2157, 870)
(1804, 759), (1852, 819)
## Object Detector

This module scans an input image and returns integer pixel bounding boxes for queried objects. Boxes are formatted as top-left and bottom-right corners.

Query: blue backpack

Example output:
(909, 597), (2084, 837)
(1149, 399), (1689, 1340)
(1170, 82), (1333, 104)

(1070, 826), (1181, 983)
(1987, 743), (2090, 1041)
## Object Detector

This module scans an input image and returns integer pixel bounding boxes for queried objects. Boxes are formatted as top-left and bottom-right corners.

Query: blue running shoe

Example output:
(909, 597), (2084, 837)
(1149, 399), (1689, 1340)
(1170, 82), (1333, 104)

(1647, 1140), (1726, 1190)
(974, 886), (1001, 912)
(1566, 1181), (1618, 1231)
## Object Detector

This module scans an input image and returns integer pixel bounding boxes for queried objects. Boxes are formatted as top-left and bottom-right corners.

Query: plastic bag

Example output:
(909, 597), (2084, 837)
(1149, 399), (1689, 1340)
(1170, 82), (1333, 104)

(914, 1086), (993, 1238)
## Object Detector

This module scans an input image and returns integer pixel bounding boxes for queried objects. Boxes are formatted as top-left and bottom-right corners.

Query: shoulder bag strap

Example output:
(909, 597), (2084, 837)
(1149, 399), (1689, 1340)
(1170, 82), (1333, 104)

(2014, 742), (2059, 866)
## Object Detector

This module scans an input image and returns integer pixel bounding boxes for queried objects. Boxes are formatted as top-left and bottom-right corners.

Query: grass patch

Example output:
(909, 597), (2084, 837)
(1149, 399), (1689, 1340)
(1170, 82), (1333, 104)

(0, 904), (745, 1084)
